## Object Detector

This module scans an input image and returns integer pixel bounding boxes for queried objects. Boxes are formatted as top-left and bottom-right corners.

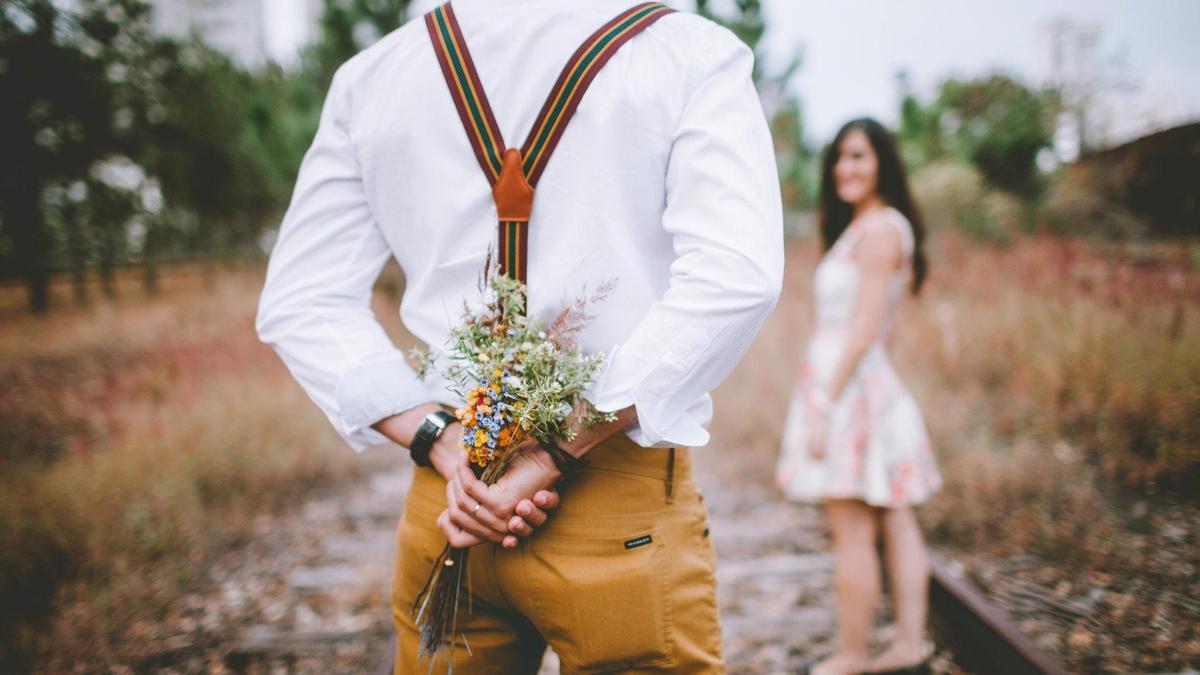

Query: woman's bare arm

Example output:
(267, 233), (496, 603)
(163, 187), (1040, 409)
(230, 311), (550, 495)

(821, 214), (903, 403)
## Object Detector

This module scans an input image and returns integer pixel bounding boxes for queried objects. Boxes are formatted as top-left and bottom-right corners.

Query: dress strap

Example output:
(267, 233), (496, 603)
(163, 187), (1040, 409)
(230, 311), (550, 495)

(426, 2), (673, 286)
(839, 208), (915, 262)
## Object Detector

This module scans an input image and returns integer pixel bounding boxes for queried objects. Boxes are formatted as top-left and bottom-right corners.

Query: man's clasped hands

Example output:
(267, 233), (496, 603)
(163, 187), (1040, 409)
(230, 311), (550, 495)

(378, 403), (638, 550)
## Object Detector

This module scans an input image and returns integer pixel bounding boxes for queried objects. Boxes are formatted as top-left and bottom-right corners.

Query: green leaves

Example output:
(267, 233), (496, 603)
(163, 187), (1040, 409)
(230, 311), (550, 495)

(413, 261), (616, 449)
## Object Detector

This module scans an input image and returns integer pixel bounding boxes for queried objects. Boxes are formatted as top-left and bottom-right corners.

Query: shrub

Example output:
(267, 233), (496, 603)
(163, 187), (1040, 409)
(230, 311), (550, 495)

(1040, 164), (1146, 239)
(912, 159), (1023, 242)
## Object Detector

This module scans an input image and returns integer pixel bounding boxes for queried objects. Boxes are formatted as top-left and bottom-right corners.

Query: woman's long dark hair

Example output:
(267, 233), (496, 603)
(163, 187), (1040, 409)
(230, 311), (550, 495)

(818, 118), (927, 295)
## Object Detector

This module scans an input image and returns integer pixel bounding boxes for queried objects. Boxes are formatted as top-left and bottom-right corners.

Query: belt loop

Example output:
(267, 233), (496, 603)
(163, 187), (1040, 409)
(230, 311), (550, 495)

(665, 447), (676, 504)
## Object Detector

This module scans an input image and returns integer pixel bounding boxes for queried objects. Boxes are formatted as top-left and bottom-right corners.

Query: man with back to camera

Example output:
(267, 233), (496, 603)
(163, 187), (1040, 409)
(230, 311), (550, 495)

(255, 0), (784, 671)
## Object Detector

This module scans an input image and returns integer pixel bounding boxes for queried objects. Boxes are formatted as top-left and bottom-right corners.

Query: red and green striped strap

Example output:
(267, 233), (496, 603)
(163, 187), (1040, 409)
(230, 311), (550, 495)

(426, 1), (674, 282)
(426, 3), (507, 186)
(498, 219), (525, 283)
(519, 1), (674, 186)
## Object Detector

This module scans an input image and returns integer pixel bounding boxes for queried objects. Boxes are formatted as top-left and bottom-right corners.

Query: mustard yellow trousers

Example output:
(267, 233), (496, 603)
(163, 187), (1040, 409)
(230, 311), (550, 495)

(391, 435), (725, 674)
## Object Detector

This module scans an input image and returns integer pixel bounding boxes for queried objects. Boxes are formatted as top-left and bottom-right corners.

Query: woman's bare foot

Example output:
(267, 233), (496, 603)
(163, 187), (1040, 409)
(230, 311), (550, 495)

(810, 651), (872, 675)
(865, 641), (929, 672)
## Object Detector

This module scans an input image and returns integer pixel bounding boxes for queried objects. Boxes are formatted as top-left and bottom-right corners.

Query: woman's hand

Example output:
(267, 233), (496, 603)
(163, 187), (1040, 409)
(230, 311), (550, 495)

(805, 406), (829, 459)
(805, 391), (832, 460)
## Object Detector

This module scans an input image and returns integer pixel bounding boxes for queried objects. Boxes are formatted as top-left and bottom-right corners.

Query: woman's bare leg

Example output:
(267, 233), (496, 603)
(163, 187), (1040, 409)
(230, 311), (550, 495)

(813, 499), (880, 675)
(869, 505), (930, 671)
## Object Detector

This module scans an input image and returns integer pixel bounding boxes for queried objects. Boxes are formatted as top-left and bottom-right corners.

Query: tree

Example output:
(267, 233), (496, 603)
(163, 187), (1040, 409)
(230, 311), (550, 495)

(696, 0), (816, 212)
(938, 75), (1057, 196)
(0, 1), (117, 312)
(305, 0), (410, 92)
(899, 74), (1057, 198)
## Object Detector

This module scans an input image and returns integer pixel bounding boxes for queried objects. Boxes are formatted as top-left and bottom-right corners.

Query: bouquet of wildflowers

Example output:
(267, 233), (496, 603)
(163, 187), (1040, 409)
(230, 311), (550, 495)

(408, 254), (616, 663)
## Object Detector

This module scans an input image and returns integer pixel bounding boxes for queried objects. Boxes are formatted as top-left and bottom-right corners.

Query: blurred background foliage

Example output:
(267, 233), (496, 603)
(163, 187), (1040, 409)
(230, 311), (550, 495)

(3, 0), (1196, 313)
(0, 0), (411, 312)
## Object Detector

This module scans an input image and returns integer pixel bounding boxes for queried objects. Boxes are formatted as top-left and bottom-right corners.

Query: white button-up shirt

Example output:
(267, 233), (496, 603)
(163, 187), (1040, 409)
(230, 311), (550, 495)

(255, 0), (784, 454)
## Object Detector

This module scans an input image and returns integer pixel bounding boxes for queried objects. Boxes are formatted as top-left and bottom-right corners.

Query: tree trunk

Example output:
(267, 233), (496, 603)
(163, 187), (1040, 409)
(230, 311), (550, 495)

(64, 201), (89, 306)
(97, 210), (118, 299)
(5, 189), (52, 314)
(98, 218), (117, 300)
(142, 215), (159, 296)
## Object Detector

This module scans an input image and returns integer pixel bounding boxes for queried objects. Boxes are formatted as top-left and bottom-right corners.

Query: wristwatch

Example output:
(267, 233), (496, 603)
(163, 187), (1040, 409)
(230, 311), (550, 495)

(409, 410), (457, 468)
(538, 439), (590, 480)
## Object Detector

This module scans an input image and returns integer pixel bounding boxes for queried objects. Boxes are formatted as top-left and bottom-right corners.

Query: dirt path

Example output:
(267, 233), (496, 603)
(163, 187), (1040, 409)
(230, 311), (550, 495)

(171, 447), (961, 674)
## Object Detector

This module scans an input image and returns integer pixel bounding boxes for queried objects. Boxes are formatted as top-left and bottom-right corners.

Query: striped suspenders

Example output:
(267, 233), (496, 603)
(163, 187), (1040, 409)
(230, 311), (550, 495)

(426, 2), (674, 285)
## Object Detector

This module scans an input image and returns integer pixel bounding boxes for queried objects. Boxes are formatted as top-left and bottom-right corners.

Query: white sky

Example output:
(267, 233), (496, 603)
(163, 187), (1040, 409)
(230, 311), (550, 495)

(760, 0), (1200, 143)
(262, 0), (1200, 145)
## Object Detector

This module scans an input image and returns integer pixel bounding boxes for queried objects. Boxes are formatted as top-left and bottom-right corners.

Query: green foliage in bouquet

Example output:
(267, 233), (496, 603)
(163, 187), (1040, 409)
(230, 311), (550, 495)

(407, 256), (617, 665)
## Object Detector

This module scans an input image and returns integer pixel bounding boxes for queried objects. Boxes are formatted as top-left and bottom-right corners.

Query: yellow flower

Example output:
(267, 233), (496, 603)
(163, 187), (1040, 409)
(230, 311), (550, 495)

(474, 429), (488, 447)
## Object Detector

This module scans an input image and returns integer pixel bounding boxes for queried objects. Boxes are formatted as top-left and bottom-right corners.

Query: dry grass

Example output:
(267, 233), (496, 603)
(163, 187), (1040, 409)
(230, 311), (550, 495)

(714, 232), (1199, 569)
(1, 233), (1196, 669)
(0, 261), (412, 671)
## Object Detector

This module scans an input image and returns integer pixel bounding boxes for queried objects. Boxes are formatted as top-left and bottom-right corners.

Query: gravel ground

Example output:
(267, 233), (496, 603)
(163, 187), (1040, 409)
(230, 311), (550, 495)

(139, 447), (969, 674)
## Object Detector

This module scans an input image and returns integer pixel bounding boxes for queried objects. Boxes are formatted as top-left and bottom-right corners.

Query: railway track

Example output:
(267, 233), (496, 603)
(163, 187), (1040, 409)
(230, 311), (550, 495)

(928, 555), (1068, 675)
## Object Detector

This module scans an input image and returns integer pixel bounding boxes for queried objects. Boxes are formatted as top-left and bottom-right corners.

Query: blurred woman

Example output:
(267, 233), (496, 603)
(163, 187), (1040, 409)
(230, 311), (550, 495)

(776, 118), (942, 675)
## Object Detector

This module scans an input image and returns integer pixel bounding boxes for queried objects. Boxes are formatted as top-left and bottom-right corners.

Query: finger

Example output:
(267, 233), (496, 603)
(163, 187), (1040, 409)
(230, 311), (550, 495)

(533, 490), (560, 510)
(502, 534), (519, 549)
(479, 483), (517, 520)
(515, 500), (548, 527)
(437, 510), (482, 549)
(456, 462), (492, 504)
(447, 502), (505, 545)
(449, 501), (506, 544)
(453, 481), (509, 535)
(507, 515), (535, 538)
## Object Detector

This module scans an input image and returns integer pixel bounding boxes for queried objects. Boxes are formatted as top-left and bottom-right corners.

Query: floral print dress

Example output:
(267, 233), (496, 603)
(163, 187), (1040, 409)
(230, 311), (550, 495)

(775, 207), (942, 508)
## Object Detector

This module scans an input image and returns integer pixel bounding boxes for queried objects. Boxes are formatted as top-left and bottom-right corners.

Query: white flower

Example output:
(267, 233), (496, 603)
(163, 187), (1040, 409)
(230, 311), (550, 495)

(537, 331), (546, 339)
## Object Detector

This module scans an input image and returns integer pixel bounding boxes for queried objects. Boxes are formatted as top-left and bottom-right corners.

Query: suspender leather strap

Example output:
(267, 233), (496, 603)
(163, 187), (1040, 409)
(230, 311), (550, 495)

(426, 1), (673, 284)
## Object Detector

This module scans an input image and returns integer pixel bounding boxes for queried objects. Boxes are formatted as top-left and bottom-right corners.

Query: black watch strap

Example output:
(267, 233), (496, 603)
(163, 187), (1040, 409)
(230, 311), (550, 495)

(410, 410), (456, 468)
(539, 439), (589, 480)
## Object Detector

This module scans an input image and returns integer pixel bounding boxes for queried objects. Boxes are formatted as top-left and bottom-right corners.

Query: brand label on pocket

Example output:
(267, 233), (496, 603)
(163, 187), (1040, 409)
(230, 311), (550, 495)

(623, 534), (653, 550)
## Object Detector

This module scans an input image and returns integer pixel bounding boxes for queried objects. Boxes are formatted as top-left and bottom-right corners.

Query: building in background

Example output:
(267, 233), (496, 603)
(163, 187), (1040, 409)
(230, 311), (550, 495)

(148, 0), (324, 70)
(1042, 17), (1196, 155)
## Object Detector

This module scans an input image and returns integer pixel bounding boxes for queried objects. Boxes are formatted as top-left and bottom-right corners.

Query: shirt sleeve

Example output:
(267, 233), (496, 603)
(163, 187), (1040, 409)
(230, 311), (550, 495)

(255, 65), (436, 454)
(587, 24), (785, 447)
